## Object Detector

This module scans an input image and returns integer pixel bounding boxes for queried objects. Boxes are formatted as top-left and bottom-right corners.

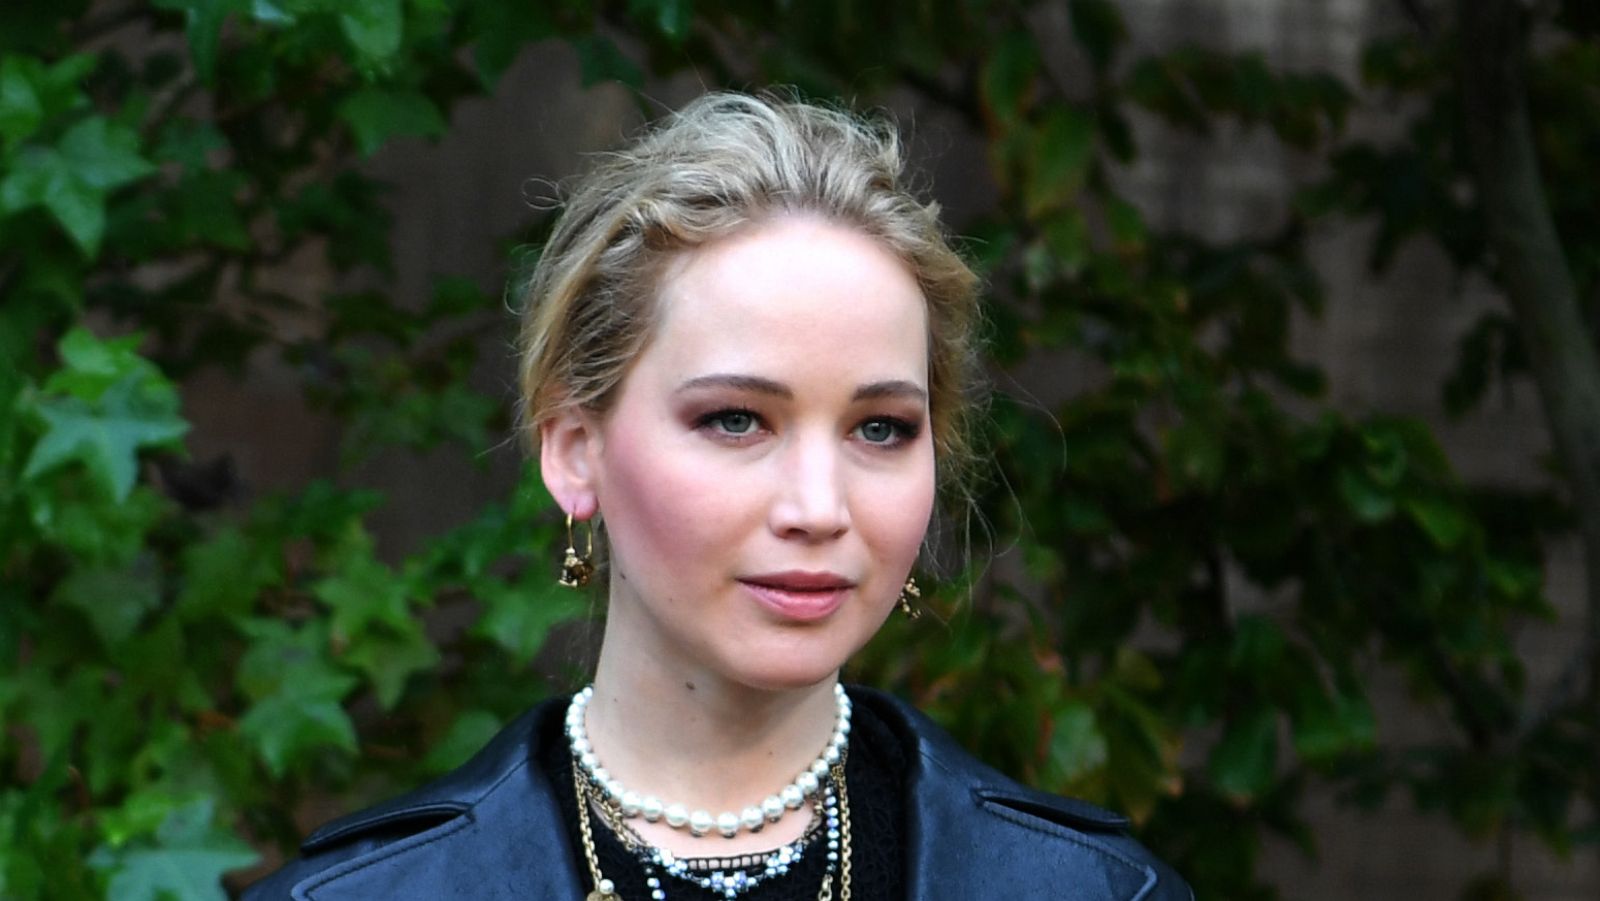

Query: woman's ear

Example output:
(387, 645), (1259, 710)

(539, 408), (602, 520)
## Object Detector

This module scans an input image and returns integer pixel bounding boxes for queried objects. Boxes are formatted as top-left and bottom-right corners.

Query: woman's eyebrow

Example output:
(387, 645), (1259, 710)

(852, 380), (927, 402)
(675, 374), (927, 403)
(676, 373), (792, 398)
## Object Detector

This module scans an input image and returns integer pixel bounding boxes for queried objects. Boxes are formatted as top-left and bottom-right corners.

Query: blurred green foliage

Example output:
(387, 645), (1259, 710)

(0, 2), (1594, 899)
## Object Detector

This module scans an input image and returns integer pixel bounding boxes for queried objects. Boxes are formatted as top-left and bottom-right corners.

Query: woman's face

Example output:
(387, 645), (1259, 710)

(575, 215), (935, 691)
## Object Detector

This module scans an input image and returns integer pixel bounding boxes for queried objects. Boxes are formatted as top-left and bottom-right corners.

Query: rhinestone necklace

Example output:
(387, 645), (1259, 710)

(565, 684), (851, 839)
(576, 758), (852, 901)
(585, 775), (830, 872)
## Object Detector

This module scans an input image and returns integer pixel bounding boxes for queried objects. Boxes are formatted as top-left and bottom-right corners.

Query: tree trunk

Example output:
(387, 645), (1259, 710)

(1455, 0), (1600, 834)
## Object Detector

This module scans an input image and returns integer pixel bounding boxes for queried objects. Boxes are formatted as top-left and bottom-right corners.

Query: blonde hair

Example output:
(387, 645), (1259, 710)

(517, 90), (984, 492)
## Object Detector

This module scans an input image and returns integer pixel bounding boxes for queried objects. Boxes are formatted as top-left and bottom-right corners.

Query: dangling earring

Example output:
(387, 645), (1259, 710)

(897, 576), (922, 619)
(558, 513), (594, 588)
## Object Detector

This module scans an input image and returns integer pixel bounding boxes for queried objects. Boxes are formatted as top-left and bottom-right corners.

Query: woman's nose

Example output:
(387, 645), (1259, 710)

(768, 435), (850, 541)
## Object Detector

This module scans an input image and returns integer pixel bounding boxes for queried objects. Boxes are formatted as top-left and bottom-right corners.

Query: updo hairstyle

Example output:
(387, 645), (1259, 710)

(516, 91), (983, 492)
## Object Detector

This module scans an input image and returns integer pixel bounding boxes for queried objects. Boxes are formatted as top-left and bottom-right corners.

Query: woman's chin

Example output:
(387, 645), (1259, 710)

(714, 652), (847, 694)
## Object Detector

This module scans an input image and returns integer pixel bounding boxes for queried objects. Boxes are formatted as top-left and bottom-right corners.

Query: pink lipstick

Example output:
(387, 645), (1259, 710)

(739, 571), (855, 622)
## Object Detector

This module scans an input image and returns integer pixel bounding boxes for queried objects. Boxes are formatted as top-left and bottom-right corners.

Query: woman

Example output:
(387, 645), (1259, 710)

(244, 92), (1190, 900)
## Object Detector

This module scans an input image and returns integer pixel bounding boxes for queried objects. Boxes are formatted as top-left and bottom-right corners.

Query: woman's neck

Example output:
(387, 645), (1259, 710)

(580, 614), (842, 855)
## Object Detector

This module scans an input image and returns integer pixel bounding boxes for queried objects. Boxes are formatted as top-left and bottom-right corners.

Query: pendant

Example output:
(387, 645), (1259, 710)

(587, 892), (619, 901)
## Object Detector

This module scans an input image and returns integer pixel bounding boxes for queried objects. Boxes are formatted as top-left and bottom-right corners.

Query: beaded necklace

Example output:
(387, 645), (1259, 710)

(566, 685), (854, 900)
(576, 766), (849, 900)
(566, 685), (851, 839)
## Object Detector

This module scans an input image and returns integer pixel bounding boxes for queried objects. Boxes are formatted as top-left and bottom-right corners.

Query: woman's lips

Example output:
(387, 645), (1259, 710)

(739, 572), (854, 622)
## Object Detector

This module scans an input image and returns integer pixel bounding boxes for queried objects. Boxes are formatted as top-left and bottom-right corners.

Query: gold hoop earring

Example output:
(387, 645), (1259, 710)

(897, 576), (922, 619)
(558, 513), (594, 589)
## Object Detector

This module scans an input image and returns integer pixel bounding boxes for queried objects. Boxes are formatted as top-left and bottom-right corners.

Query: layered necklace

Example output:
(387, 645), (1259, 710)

(567, 685), (854, 901)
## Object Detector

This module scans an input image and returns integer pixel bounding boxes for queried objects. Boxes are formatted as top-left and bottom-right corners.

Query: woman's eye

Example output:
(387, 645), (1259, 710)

(856, 417), (915, 445)
(702, 409), (759, 435)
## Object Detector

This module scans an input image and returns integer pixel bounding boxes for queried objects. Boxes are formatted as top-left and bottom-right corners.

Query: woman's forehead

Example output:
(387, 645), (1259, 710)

(644, 217), (930, 383)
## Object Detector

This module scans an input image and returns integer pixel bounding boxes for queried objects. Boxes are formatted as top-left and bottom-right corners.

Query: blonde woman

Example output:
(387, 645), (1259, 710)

(244, 92), (1190, 901)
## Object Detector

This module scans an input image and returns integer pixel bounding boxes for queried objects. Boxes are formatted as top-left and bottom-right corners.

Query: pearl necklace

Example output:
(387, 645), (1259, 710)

(565, 683), (852, 839)
(581, 766), (839, 901)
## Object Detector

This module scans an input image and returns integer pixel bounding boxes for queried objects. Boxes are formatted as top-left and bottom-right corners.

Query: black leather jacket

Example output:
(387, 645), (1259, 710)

(242, 687), (1191, 900)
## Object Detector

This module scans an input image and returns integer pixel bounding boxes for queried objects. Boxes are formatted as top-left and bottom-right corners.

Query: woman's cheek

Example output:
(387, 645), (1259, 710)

(859, 461), (936, 561)
(601, 436), (743, 565)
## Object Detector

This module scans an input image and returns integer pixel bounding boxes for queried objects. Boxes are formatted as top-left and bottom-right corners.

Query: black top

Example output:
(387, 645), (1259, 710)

(541, 700), (908, 900)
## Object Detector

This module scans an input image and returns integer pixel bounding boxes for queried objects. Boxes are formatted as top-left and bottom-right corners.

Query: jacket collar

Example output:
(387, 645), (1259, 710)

(290, 701), (580, 900)
(872, 688), (1159, 900)
(291, 687), (1155, 900)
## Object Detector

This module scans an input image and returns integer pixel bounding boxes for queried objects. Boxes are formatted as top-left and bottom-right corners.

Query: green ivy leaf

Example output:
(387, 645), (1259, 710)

(113, 618), (209, 721)
(50, 562), (161, 648)
(1105, 196), (1147, 250)
(23, 481), (168, 566)
(1228, 615), (1286, 680)
(1111, 646), (1163, 693)
(317, 551), (413, 640)
(467, 0), (555, 84)
(1, 144), (102, 253)
(427, 274), (493, 318)
(340, 0), (404, 63)
(248, 0), (293, 25)
(0, 53), (94, 150)
(628, 0), (693, 43)
(344, 626), (440, 710)
(88, 798), (258, 901)
(1337, 467), (1395, 523)
(980, 32), (1038, 125)
(23, 372), (188, 501)
(1046, 700), (1109, 783)
(422, 709), (502, 776)
(1163, 418), (1227, 492)
(166, 169), (252, 250)
(274, 171), (393, 270)
(1403, 496), (1469, 549)
(337, 87), (446, 156)
(236, 619), (346, 702)
(1210, 706), (1279, 802)
(46, 326), (163, 400)
(1361, 426), (1408, 486)
(1099, 682), (1177, 822)
(0, 115), (155, 255)
(573, 34), (643, 88)
(1040, 203), (1089, 283)
(176, 528), (280, 621)
(1124, 56), (1210, 133)
(1068, 0), (1127, 72)
(13, 669), (102, 765)
(153, 119), (227, 169)
(473, 578), (586, 665)
(152, 0), (248, 82)
(1290, 681), (1375, 763)
(97, 789), (194, 848)
(0, 583), (21, 670)
(1025, 105), (1096, 218)
(238, 682), (359, 777)
(0, 5), (89, 56)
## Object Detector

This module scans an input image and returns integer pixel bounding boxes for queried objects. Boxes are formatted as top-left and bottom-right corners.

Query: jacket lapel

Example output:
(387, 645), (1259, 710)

(867, 691), (1159, 901)
(291, 707), (587, 900)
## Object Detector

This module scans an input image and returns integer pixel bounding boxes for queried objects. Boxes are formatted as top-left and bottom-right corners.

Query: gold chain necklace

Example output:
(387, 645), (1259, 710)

(576, 762), (852, 901)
